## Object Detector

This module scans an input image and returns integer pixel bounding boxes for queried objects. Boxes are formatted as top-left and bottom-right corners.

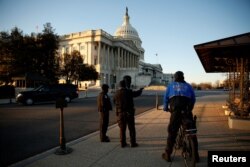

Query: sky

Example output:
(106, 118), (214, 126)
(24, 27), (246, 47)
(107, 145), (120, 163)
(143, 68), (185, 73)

(1, 0), (250, 84)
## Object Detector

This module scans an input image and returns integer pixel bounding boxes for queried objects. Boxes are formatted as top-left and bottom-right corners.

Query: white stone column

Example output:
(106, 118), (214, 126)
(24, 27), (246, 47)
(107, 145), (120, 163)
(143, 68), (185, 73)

(121, 49), (124, 68)
(125, 51), (128, 68)
(107, 45), (110, 70)
(118, 47), (120, 68)
(111, 48), (114, 69)
(105, 45), (108, 68)
(125, 50), (128, 68)
(86, 42), (89, 65)
(98, 42), (101, 64)
(78, 43), (81, 52)
(124, 50), (126, 68)
(101, 43), (104, 65)
(136, 56), (139, 67)
(61, 46), (65, 55)
(113, 48), (115, 69)
(111, 47), (113, 69)
(134, 54), (136, 67)
(135, 55), (137, 68)
(103, 44), (106, 69)
(127, 51), (130, 68)
(129, 52), (131, 68)
(70, 44), (73, 53)
(132, 54), (134, 67)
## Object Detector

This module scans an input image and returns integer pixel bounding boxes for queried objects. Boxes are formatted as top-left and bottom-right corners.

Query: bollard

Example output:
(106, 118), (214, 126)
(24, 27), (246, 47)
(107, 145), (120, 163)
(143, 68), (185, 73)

(55, 97), (73, 155)
(156, 92), (159, 110)
(85, 85), (88, 97)
(85, 90), (88, 97)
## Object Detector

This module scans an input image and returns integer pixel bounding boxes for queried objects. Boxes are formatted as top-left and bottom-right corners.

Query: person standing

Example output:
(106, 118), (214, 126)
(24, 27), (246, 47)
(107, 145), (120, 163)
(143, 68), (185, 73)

(113, 80), (128, 147)
(123, 75), (143, 147)
(97, 84), (112, 142)
(162, 71), (199, 162)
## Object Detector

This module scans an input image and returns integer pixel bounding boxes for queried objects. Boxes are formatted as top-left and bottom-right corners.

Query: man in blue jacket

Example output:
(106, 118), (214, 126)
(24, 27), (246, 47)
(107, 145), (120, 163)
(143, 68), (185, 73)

(162, 71), (198, 162)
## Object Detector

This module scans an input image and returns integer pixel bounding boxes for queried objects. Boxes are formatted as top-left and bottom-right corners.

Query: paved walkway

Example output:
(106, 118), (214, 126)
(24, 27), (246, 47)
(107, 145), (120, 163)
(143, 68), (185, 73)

(10, 94), (250, 167)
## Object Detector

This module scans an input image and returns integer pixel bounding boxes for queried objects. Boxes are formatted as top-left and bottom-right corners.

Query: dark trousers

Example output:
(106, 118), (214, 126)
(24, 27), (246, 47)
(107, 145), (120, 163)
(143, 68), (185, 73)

(165, 96), (197, 154)
(127, 114), (136, 144)
(117, 112), (127, 145)
(99, 111), (109, 140)
(117, 113), (136, 145)
(166, 111), (199, 158)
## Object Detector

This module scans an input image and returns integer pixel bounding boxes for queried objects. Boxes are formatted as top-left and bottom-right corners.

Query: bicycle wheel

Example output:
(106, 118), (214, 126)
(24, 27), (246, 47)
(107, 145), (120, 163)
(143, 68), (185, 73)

(183, 136), (196, 167)
(175, 128), (183, 149)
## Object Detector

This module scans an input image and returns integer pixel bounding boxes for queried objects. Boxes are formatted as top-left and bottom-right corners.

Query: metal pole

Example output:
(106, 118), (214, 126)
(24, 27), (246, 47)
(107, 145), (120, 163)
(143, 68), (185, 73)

(59, 108), (66, 150)
(55, 107), (73, 155)
(156, 92), (159, 110)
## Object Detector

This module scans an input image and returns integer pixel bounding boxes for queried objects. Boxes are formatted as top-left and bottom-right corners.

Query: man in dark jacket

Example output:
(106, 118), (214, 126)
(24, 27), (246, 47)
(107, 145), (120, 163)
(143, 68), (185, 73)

(162, 71), (199, 162)
(123, 75), (143, 147)
(97, 84), (112, 142)
(113, 80), (128, 147)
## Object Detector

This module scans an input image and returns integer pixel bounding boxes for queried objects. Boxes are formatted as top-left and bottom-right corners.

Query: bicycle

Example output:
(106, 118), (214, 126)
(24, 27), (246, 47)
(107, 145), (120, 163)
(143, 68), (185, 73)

(175, 111), (199, 167)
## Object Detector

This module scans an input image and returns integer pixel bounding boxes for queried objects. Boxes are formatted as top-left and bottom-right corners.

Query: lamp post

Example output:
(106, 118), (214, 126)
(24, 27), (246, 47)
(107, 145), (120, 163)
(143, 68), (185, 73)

(55, 97), (73, 155)
(155, 92), (159, 110)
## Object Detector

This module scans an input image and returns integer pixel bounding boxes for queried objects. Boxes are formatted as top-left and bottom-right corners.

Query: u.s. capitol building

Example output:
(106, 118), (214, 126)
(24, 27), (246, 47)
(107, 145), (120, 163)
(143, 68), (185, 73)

(58, 8), (164, 88)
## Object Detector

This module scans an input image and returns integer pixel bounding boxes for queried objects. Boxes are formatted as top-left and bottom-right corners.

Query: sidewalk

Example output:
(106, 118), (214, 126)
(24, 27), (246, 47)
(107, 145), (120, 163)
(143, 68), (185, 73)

(11, 94), (250, 167)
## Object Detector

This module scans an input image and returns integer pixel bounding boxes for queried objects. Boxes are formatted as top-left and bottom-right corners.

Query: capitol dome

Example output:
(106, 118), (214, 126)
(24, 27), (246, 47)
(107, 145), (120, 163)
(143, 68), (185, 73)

(114, 7), (144, 60)
(114, 7), (142, 44)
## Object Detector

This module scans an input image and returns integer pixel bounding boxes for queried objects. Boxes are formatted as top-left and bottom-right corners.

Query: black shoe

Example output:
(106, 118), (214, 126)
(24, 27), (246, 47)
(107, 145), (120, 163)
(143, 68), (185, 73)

(101, 138), (110, 142)
(105, 136), (110, 141)
(162, 153), (171, 162)
(121, 143), (128, 148)
(131, 143), (139, 147)
(195, 154), (200, 163)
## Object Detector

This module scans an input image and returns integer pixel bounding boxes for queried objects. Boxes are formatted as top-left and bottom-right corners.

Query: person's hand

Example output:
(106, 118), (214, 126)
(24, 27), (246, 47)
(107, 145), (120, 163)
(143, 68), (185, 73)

(139, 87), (145, 91)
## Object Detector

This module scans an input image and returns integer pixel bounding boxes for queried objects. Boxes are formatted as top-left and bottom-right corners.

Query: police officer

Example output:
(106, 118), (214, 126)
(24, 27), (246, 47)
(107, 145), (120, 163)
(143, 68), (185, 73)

(123, 75), (143, 147)
(162, 71), (199, 162)
(97, 84), (112, 142)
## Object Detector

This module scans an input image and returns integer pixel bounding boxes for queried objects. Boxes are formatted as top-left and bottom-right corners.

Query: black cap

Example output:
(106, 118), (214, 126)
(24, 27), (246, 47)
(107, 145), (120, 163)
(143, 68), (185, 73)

(174, 71), (184, 82)
(102, 84), (109, 90)
(123, 75), (131, 80)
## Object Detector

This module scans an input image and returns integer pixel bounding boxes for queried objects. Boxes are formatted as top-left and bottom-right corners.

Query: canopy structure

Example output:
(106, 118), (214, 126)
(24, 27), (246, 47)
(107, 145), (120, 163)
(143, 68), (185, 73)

(194, 32), (250, 116)
(194, 32), (250, 73)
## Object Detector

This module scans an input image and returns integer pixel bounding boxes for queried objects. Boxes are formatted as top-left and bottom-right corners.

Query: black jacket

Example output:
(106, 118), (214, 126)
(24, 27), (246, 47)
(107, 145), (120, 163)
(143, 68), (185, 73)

(113, 88), (142, 114)
(97, 92), (112, 112)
